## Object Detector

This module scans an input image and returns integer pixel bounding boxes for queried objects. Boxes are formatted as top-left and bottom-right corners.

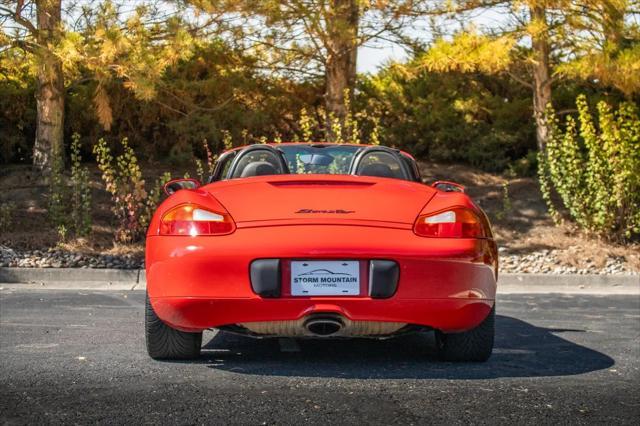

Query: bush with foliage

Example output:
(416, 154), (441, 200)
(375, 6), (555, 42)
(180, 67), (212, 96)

(195, 139), (216, 183)
(47, 133), (92, 238)
(1, 40), (321, 166)
(70, 134), (92, 237)
(0, 49), (36, 164)
(291, 91), (381, 145)
(357, 64), (537, 172)
(94, 137), (173, 244)
(48, 146), (68, 230)
(65, 41), (322, 164)
(0, 201), (16, 233)
(140, 171), (172, 230)
(539, 95), (640, 241)
(94, 137), (149, 243)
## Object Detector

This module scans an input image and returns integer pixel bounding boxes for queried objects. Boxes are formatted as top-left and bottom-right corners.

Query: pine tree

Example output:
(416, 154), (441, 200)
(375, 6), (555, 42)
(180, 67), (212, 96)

(189, 0), (433, 141)
(417, 0), (639, 151)
(1, 0), (198, 173)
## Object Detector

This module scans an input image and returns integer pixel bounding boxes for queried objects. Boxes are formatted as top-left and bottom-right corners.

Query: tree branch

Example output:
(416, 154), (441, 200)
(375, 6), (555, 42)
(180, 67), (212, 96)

(2, 0), (37, 34)
(506, 70), (533, 89)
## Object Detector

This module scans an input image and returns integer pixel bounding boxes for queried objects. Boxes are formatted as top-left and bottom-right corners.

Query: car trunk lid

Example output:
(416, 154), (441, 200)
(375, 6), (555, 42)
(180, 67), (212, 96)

(204, 175), (436, 225)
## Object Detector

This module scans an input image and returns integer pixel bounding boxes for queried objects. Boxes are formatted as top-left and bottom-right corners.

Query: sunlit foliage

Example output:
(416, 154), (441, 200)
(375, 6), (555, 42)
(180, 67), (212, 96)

(539, 95), (640, 240)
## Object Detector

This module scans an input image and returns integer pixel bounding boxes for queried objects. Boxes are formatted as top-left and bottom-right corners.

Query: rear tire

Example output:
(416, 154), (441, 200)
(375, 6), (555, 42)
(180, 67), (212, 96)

(435, 305), (495, 362)
(145, 294), (202, 360)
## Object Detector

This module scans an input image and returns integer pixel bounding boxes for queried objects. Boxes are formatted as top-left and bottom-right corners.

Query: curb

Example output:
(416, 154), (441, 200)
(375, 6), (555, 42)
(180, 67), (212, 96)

(498, 273), (639, 295)
(0, 267), (143, 291)
(0, 267), (140, 283)
(0, 267), (638, 294)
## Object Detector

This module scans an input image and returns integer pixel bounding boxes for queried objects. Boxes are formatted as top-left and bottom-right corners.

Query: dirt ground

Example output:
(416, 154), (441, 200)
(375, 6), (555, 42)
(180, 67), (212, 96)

(420, 162), (639, 271)
(1, 162), (638, 272)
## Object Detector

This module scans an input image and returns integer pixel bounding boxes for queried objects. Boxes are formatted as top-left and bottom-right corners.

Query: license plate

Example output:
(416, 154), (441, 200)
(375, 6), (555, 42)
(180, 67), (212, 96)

(291, 260), (360, 296)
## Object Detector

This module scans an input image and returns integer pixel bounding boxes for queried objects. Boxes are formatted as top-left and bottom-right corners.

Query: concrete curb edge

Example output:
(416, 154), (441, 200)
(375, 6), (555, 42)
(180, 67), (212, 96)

(1, 267), (638, 294)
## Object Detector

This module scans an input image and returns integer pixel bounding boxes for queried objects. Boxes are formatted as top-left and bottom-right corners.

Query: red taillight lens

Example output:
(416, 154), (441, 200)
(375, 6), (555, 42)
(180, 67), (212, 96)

(414, 208), (485, 238)
(159, 204), (235, 236)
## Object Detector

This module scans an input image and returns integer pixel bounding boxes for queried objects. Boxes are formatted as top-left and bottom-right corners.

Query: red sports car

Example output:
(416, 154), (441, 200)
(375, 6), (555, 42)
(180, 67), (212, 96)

(145, 143), (498, 361)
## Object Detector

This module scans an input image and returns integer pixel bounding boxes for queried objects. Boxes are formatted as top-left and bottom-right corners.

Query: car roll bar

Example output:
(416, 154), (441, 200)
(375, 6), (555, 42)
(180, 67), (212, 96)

(348, 145), (416, 181)
(225, 144), (291, 179)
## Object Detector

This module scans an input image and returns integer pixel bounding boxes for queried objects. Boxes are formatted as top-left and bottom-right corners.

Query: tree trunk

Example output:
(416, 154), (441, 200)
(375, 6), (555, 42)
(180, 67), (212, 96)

(325, 0), (359, 141)
(530, 5), (552, 152)
(33, 0), (64, 174)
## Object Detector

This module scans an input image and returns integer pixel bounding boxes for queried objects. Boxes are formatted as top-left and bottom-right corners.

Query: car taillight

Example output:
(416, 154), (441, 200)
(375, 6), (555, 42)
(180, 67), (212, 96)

(414, 208), (485, 238)
(159, 204), (235, 236)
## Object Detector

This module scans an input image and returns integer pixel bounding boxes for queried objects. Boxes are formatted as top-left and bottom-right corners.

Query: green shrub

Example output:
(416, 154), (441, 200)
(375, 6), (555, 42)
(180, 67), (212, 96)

(0, 201), (16, 232)
(94, 137), (174, 243)
(94, 137), (148, 243)
(222, 130), (233, 150)
(298, 108), (316, 142)
(47, 133), (93, 238)
(356, 65), (537, 171)
(195, 139), (216, 183)
(495, 182), (513, 221)
(141, 171), (172, 229)
(167, 139), (195, 166)
(539, 95), (640, 241)
(57, 224), (68, 243)
(48, 147), (67, 229)
(294, 92), (381, 144)
(507, 150), (538, 178)
(0, 49), (36, 164)
(69, 134), (92, 237)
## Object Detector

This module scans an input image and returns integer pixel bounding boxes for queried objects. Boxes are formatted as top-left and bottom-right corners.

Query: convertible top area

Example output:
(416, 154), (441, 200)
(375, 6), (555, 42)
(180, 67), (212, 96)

(210, 143), (422, 183)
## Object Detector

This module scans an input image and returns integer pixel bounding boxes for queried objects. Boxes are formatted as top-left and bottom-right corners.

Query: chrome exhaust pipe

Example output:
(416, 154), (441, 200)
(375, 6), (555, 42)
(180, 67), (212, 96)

(304, 316), (344, 336)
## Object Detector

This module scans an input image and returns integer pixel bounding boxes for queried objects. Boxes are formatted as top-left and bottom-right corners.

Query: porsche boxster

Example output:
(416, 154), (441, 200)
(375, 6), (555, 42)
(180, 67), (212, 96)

(145, 143), (498, 361)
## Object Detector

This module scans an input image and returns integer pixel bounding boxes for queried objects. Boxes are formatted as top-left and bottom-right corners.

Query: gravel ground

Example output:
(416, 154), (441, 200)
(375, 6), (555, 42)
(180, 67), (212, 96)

(498, 248), (638, 275)
(1, 245), (637, 275)
(0, 246), (142, 270)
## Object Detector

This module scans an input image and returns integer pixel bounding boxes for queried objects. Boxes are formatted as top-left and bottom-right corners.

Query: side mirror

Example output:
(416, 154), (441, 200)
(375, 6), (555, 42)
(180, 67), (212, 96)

(163, 178), (201, 196)
(431, 180), (465, 193)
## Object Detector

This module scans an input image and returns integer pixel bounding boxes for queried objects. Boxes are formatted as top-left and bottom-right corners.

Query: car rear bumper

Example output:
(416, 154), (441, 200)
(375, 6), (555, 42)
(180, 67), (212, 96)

(151, 296), (493, 334)
(146, 224), (498, 333)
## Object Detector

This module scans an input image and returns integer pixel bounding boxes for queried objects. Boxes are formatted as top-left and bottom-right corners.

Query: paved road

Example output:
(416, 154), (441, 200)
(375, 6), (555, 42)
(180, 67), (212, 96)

(1, 290), (639, 425)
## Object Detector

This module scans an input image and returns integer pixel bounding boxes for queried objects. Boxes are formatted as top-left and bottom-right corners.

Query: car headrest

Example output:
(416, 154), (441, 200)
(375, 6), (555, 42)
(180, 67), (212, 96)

(358, 163), (395, 178)
(240, 161), (280, 178)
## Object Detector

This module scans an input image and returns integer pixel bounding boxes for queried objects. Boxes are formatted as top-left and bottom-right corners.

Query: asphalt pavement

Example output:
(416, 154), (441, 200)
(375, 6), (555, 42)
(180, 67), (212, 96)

(1, 289), (639, 425)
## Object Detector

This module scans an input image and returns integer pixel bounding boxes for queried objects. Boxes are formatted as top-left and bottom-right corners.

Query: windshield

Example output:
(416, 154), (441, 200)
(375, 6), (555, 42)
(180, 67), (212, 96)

(277, 145), (360, 175)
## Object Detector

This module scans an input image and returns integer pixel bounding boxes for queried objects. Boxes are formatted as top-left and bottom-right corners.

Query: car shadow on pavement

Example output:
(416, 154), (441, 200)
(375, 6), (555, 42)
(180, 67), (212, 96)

(197, 315), (614, 380)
